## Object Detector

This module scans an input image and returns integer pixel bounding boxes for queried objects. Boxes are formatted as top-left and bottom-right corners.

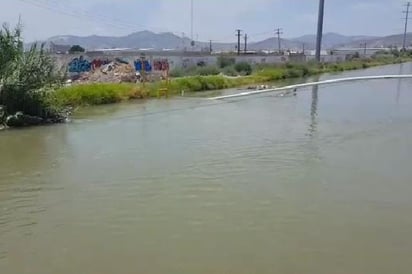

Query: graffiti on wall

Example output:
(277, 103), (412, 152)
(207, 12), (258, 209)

(68, 57), (126, 73)
(134, 59), (152, 72)
(68, 55), (171, 75)
(153, 59), (170, 71)
(68, 56), (91, 73)
(91, 58), (111, 70)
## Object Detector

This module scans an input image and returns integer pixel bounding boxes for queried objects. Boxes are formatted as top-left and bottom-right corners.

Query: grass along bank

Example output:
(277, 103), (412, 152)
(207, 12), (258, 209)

(53, 56), (412, 107)
(0, 23), (67, 128)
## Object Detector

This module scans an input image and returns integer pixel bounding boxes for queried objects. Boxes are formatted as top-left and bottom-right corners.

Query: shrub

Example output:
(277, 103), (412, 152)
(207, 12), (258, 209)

(222, 65), (238, 76)
(69, 45), (85, 54)
(0, 22), (65, 120)
(169, 67), (185, 78)
(283, 68), (303, 78)
(217, 56), (236, 68)
(54, 83), (144, 106)
(195, 65), (220, 76)
(234, 62), (253, 75)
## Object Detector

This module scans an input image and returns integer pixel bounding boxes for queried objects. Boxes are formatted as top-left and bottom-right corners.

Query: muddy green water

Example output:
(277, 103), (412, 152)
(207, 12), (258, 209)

(1, 63), (412, 274)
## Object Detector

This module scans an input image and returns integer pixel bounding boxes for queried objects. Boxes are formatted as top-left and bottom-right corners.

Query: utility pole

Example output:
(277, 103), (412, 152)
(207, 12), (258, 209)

(190, 0), (194, 41)
(236, 29), (242, 55)
(360, 42), (367, 56)
(402, 2), (411, 50)
(315, 0), (325, 62)
(181, 32), (186, 51)
(275, 28), (283, 54)
(244, 34), (248, 53)
(302, 43), (305, 55)
(209, 40), (213, 53)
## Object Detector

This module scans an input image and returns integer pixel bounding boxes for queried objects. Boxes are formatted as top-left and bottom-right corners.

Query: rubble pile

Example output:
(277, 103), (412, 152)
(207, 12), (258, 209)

(74, 62), (137, 83)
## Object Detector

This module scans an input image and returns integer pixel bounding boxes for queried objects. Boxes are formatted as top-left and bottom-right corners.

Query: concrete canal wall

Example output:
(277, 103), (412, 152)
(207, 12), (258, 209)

(52, 50), (342, 73)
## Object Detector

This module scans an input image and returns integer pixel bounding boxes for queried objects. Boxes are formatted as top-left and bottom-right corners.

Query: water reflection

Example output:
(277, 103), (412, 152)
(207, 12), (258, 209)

(396, 63), (405, 104)
(0, 125), (69, 176)
(308, 76), (320, 137)
(1, 63), (412, 274)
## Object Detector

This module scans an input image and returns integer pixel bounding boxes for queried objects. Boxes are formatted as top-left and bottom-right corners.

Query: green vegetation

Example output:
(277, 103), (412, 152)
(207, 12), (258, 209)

(53, 83), (145, 106)
(54, 56), (412, 107)
(169, 60), (251, 78)
(69, 45), (85, 54)
(0, 23), (66, 127)
(2, 21), (412, 126)
(235, 62), (253, 75)
(217, 56), (236, 68)
(169, 65), (221, 77)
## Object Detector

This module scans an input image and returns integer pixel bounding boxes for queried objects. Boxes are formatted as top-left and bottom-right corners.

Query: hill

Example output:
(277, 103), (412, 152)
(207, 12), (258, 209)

(290, 33), (378, 49)
(341, 33), (412, 48)
(33, 31), (412, 52)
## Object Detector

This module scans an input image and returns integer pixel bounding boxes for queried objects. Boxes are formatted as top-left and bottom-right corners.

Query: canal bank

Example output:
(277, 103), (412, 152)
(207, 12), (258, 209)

(53, 58), (412, 108)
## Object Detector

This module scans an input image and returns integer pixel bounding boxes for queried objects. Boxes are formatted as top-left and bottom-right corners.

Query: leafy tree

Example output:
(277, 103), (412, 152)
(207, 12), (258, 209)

(217, 56), (236, 68)
(69, 45), (85, 54)
(234, 62), (252, 75)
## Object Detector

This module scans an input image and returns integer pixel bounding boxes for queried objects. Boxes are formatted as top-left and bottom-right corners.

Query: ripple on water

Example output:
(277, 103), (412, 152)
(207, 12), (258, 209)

(1, 66), (412, 274)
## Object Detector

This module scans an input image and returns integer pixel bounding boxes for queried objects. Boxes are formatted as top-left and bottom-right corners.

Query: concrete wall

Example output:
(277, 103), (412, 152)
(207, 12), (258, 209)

(306, 55), (345, 63)
(53, 50), (350, 73)
(53, 51), (293, 71)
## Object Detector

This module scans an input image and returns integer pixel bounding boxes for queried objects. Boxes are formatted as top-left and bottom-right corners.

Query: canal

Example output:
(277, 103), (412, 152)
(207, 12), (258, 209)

(1, 63), (412, 274)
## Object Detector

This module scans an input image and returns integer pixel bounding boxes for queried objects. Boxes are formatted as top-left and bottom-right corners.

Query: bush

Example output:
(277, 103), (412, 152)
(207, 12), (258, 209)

(222, 65), (238, 76)
(54, 83), (144, 106)
(234, 62), (252, 75)
(170, 65), (220, 77)
(0, 22), (65, 120)
(283, 68), (304, 78)
(217, 56), (236, 68)
(391, 49), (400, 58)
(169, 67), (185, 78)
(254, 68), (285, 81)
(195, 65), (220, 76)
(69, 45), (85, 54)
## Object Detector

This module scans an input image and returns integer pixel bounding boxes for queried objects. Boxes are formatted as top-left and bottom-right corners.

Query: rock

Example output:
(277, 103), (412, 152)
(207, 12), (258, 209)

(6, 114), (24, 128)
(5, 112), (44, 128)
(0, 105), (5, 125)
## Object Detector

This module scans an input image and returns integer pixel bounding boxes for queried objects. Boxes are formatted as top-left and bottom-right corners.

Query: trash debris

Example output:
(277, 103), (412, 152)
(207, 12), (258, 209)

(71, 61), (137, 84)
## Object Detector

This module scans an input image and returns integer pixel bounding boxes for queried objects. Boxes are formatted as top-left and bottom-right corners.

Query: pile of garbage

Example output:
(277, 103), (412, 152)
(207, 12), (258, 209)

(72, 61), (138, 84)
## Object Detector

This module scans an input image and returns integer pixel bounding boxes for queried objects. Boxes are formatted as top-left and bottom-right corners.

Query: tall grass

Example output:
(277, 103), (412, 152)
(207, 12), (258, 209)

(54, 83), (145, 106)
(0, 22), (64, 120)
(54, 57), (412, 107)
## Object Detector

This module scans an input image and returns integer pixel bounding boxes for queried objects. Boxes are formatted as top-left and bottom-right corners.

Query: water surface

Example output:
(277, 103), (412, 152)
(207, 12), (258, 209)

(1, 63), (412, 274)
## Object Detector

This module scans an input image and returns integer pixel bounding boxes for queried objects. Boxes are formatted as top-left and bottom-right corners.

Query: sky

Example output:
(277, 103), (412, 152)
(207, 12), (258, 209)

(0, 0), (408, 42)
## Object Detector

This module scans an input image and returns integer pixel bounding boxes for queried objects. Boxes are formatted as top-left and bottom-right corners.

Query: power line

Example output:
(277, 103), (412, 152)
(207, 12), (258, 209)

(19, 0), (274, 46)
(18, 0), (187, 37)
(315, 0), (326, 62)
(18, 0), (141, 31)
(402, 2), (411, 50)
(275, 28), (283, 53)
(213, 30), (272, 43)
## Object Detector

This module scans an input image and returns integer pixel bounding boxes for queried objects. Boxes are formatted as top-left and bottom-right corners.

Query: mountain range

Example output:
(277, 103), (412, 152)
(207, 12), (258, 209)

(39, 31), (412, 52)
